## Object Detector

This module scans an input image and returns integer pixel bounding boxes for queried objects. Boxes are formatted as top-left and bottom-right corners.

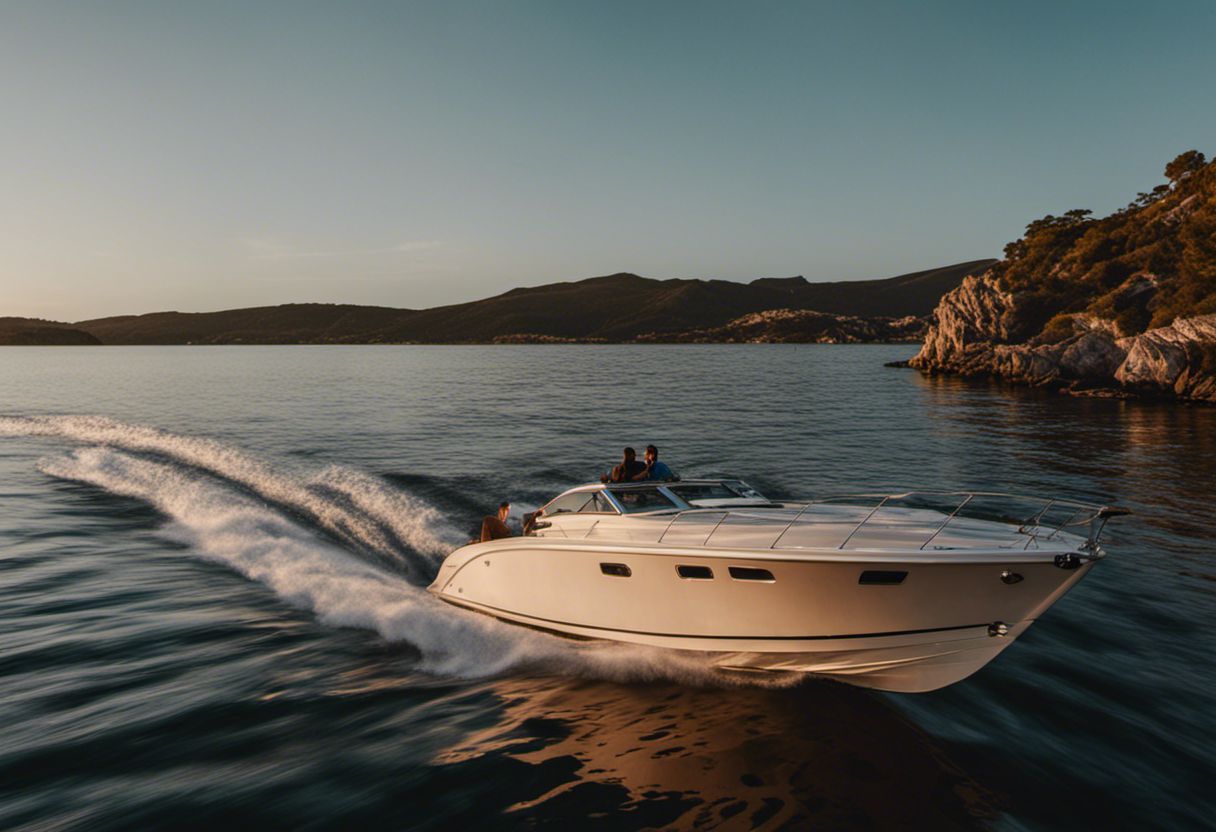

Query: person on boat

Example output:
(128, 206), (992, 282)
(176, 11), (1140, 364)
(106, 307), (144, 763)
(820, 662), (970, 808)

(522, 507), (543, 535)
(601, 447), (647, 483)
(479, 501), (514, 542)
(632, 444), (677, 482)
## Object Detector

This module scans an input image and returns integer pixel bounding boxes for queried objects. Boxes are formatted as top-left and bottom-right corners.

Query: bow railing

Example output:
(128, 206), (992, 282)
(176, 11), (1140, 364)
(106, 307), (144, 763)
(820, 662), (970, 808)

(652, 491), (1127, 551)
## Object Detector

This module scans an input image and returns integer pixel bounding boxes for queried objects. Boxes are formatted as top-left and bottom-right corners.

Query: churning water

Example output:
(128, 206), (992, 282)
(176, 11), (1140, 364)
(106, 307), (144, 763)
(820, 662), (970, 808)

(1, 345), (1212, 830)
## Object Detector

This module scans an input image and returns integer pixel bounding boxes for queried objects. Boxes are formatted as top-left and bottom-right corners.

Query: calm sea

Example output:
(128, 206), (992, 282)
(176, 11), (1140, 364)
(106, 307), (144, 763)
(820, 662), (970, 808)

(1, 345), (1212, 831)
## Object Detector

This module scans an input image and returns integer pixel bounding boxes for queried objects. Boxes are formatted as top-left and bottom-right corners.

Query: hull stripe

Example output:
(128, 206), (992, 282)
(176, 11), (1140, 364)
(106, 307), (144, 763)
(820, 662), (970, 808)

(435, 594), (991, 641)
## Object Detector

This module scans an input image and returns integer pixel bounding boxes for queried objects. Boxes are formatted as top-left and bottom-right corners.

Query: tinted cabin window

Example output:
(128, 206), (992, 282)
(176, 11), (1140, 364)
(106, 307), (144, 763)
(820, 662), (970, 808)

(544, 492), (594, 515)
(600, 563), (632, 577)
(676, 565), (714, 580)
(669, 483), (739, 502)
(608, 487), (678, 514)
(728, 566), (774, 582)
(858, 570), (907, 585)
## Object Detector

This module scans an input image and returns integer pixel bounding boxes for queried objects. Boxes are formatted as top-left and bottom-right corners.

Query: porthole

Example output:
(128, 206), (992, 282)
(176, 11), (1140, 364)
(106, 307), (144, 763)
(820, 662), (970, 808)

(676, 565), (714, 580)
(858, 570), (907, 585)
(728, 566), (774, 582)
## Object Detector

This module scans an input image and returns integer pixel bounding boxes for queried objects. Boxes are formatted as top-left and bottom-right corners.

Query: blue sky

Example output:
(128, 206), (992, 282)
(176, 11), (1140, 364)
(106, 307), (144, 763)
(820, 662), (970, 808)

(2, 0), (1213, 320)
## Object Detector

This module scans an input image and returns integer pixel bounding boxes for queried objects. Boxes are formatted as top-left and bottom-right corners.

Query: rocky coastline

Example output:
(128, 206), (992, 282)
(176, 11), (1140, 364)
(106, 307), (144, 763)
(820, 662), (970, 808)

(905, 150), (1216, 403)
(907, 273), (1216, 402)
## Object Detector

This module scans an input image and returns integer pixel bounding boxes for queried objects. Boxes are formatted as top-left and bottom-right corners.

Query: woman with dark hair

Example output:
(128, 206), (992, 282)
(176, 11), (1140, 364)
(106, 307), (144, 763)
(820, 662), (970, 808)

(600, 447), (647, 483)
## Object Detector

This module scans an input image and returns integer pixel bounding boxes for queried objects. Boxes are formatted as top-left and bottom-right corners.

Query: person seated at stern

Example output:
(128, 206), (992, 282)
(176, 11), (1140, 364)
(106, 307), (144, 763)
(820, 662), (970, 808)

(632, 444), (677, 482)
(601, 447), (647, 483)
(479, 501), (514, 542)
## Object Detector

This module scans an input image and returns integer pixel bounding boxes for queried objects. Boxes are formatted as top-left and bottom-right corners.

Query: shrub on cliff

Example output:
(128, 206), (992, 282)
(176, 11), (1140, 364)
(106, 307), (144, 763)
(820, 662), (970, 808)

(993, 150), (1214, 340)
(1032, 313), (1079, 346)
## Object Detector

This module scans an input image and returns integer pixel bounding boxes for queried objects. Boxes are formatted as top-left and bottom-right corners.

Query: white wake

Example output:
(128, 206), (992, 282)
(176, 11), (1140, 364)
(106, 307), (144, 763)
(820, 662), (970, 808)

(0, 415), (456, 578)
(4, 416), (760, 685)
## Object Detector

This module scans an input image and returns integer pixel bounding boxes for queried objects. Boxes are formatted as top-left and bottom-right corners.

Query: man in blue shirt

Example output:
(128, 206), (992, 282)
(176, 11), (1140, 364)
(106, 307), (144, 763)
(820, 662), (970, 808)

(633, 445), (677, 482)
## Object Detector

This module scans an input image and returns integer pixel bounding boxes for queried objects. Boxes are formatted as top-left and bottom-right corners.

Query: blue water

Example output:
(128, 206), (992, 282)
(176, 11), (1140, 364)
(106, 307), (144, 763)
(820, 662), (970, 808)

(1, 345), (1212, 830)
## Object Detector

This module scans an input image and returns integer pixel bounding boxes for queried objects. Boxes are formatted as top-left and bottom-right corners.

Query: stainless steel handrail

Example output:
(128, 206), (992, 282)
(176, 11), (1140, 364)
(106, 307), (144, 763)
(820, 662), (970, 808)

(657, 509), (726, 545)
(768, 501), (817, 549)
(918, 494), (974, 550)
(701, 511), (733, 547)
(641, 490), (1120, 551)
(837, 496), (892, 550)
(1044, 508), (1086, 540)
(1026, 498), (1057, 529)
(656, 513), (682, 544)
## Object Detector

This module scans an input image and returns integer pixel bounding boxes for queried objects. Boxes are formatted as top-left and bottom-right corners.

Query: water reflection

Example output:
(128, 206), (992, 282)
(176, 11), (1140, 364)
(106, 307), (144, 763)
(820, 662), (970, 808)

(436, 676), (999, 829)
(3, 346), (1214, 830)
(914, 373), (1216, 536)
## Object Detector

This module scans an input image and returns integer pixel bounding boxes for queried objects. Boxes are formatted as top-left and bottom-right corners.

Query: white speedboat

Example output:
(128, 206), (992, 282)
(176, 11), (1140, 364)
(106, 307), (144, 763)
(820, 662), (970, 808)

(429, 480), (1125, 692)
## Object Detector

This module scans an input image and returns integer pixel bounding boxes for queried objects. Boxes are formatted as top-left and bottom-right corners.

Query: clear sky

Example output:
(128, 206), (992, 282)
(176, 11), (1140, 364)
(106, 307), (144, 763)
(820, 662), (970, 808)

(2, 0), (1213, 320)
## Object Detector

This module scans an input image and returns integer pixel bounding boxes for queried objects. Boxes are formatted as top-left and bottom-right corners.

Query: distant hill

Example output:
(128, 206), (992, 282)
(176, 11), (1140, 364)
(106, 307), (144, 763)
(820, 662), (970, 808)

(10, 259), (993, 345)
(0, 318), (100, 346)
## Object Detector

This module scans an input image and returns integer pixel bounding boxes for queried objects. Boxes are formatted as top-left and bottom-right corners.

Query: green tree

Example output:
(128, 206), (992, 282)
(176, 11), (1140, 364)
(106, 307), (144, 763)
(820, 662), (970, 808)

(1165, 150), (1206, 184)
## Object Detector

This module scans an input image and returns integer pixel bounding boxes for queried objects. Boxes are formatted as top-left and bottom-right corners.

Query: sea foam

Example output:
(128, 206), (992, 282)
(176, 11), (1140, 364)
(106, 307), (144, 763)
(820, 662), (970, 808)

(0, 415), (457, 577)
(5, 416), (765, 686)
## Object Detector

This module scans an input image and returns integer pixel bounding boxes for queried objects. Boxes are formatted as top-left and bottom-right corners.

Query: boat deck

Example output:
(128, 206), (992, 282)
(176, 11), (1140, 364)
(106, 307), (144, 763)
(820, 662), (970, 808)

(536, 492), (1115, 552)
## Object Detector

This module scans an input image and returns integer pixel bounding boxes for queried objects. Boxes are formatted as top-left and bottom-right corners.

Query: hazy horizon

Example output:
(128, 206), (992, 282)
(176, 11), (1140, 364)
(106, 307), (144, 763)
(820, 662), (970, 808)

(3, 1), (1214, 320)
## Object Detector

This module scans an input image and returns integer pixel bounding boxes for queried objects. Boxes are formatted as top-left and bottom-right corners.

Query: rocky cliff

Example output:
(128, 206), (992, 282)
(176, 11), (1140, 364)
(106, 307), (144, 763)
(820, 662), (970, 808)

(909, 151), (1216, 402)
(909, 274), (1216, 400)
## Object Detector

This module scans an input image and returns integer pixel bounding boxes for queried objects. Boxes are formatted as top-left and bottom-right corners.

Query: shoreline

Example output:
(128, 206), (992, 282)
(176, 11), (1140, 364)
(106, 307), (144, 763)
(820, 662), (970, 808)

(889, 358), (1216, 405)
(0, 339), (925, 347)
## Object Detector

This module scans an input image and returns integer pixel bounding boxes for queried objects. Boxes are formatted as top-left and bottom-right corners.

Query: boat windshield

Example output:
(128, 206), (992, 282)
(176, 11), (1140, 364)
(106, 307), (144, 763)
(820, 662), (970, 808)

(543, 491), (595, 515)
(607, 487), (678, 514)
(579, 492), (617, 513)
(723, 480), (765, 499)
(669, 481), (767, 502)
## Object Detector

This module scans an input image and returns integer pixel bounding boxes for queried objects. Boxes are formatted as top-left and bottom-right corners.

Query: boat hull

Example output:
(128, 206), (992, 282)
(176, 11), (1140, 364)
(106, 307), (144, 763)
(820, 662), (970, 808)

(429, 538), (1096, 692)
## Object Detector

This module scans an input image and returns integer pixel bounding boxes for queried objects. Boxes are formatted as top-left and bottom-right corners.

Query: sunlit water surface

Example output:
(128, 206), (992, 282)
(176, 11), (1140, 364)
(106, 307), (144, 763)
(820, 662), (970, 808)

(1, 345), (1212, 830)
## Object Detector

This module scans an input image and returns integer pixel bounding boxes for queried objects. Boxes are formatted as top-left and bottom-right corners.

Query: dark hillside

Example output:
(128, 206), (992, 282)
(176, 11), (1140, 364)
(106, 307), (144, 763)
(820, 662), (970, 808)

(0, 318), (101, 346)
(385, 274), (804, 341)
(76, 304), (416, 345)
(777, 260), (996, 317)
(57, 259), (993, 345)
